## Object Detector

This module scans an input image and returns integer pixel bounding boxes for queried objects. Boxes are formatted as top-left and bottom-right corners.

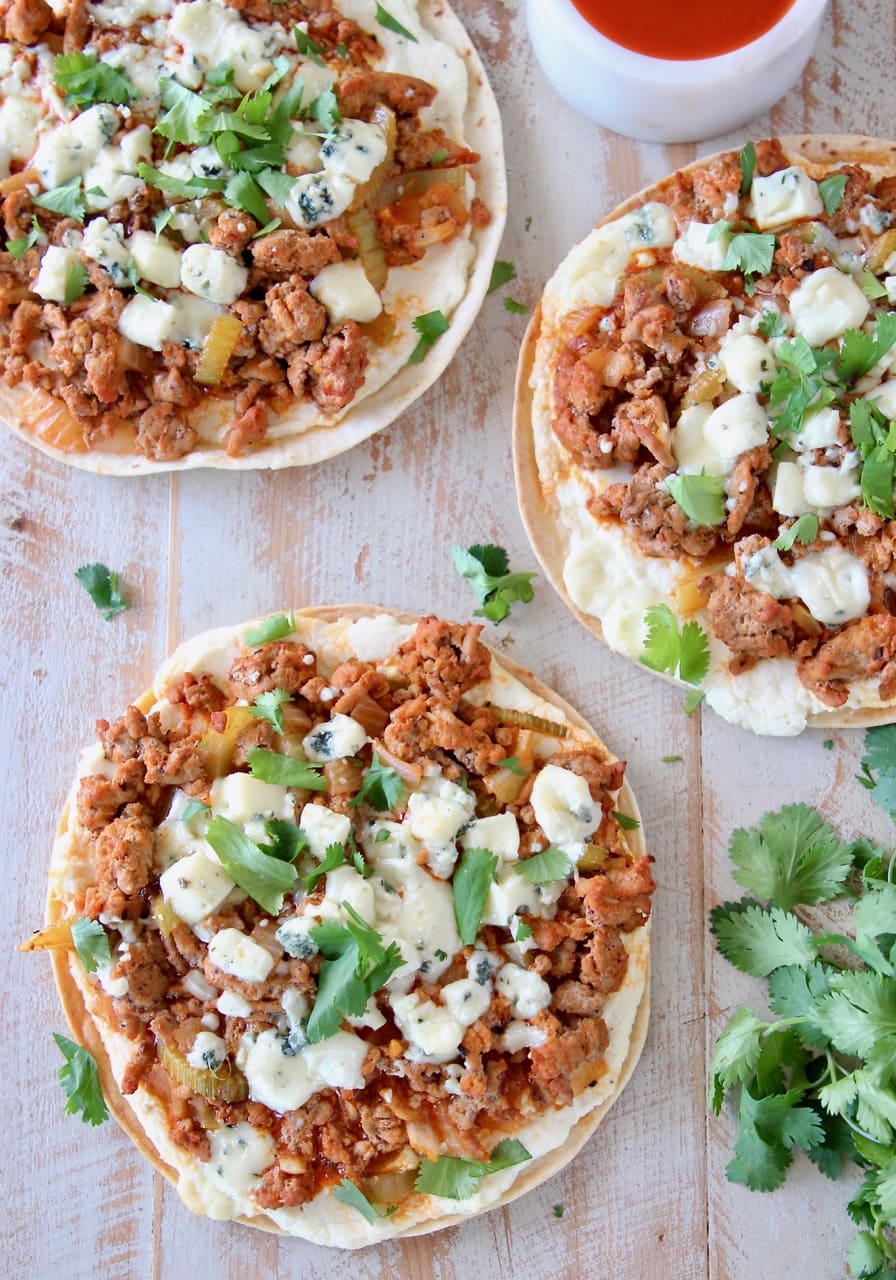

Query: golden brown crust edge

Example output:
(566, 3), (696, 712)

(48, 604), (650, 1241)
(513, 135), (896, 732)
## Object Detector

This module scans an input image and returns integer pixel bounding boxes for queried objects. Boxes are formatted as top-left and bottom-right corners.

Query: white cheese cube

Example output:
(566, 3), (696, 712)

(802, 459), (861, 509)
(460, 813), (520, 861)
(0, 96), (39, 171)
(671, 403), (720, 475)
(241, 1029), (317, 1112)
(390, 992), (465, 1063)
(719, 334), (775, 393)
(299, 803), (351, 861)
(159, 849), (236, 925)
(480, 865), (538, 928)
(793, 406), (842, 451)
(750, 167), (823, 230)
(285, 170), (354, 230)
(180, 243), (249, 304)
(118, 294), (178, 351)
(302, 713), (369, 762)
(347, 615), (413, 662)
(207, 928), (276, 983)
(84, 147), (143, 212)
(502, 1021), (547, 1052)
(301, 1030), (368, 1089)
(128, 230), (183, 287)
(702, 393), (769, 461)
(440, 978), (492, 1028)
(309, 260), (383, 324)
(406, 776), (474, 851)
(742, 544), (793, 598)
(771, 460), (811, 517)
(789, 266), (870, 346)
(186, 1031), (227, 1071)
(166, 291), (223, 348)
(672, 220), (728, 272)
(211, 773), (294, 824)
(530, 764), (596, 845)
(119, 123), (153, 170)
(207, 1122), (275, 1194)
(495, 962), (552, 1020)
(33, 246), (82, 303)
(320, 119), (388, 185)
(791, 546), (870, 625)
(33, 103), (118, 188)
(285, 134), (324, 173)
(275, 916), (319, 959)
(216, 989), (253, 1018)
(321, 865), (375, 923)
(81, 217), (129, 283)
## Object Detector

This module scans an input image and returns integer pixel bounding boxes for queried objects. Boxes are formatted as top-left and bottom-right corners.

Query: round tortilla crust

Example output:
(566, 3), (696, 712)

(4, 0), (506, 474)
(49, 605), (651, 1244)
(513, 135), (896, 732)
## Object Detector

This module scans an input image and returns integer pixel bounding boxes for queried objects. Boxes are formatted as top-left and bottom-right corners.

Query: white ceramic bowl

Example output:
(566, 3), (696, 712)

(526, 0), (829, 143)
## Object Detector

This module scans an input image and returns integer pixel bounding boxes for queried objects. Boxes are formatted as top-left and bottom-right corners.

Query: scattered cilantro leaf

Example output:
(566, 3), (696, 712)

(223, 170), (271, 224)
(374, 2), (418, 41)
(514, 919), (532, 942)
(307, 908), (403, 1042)
(408, 309), (449, 363)
(452, 543), (536, 624)
(246, 611), (296, 645)
(515, 846), (571, 884)
(309, 88), (341, 131)
(6, 215), (41, 260)
(153, 208), (175, 239)
(248, 687), (292, 733)
(75, 563), (129, 620)
(430, 147), (448, 164)
(499, 756), (525, 775)
(333, 1178), (379, 1223)
(293, 26), (325, 65)
(728, 804), (853, 910)
(488, 260), (516, 293)
(350, 753), (405, 812)
(64, 260), (88, 306)
(33, 176), (85, 223)
(247, 748), (327, 790)
(453, 846), (498, 945)
(757, 308), (787, 339)
(155, 76), (211, 145)
(818, 173), (849, 216)
(182, 798), (210, 822)
(305, 841), (347, 893)
(260, 819), (306, 863)
(665, 469), (726, 526)
(823, 739), (834, 751)
(717, 227), (776, 280)
(711, 899), (816, 976)
(257, 169), (297, 206)
(137, 163), (225, 200)
(553, 1204), (565, 1219)
(612, 810), (639, 831)
(773, 512), (819, 551)
(861, 270), (889, 301)
(739, 140), (756, 195)
(54, 1034), (108, 1126)
(374, 828), (391, 844)
(503, 298), (529, 314)
(54, 52), (135, 108)
(70, 918), (111, 974)
(205, 815), (297, 914)
(662, 754), (683, 763)
(838, 312), (896, 383)
(414, 1140), (531, 1198)
(684, 687), (706, 716)
(640, 603), (710, 687)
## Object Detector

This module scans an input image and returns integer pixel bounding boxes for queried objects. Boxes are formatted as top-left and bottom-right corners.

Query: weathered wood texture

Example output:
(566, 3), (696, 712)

(1, 2), (893, 1277)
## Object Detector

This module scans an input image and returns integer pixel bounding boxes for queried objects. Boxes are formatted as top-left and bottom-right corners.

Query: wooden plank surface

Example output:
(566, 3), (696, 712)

(2, 1), (894, 1277)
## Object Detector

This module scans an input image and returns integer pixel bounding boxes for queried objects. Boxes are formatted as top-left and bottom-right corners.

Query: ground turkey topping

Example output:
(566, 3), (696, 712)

(547, 139), (896, 707)
(50, 615), (653, 1215)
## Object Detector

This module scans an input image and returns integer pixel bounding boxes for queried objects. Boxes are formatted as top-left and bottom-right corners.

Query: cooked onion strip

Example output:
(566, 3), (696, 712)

(488, 705), (570, 738)
(374, 165), (466, 209)
(324, 758), (365, 795)
(0, 166), (38, 196)
(200, 705), (257, 777)
(18, 919), (74, 952)
(194, 315), (244, 386)
(346, 207), (388, 289)
(159, 1043), (248, 1103)
(352, 104), (397, 211)
(23, 389), (87, 453)
(371, 740), (423, 785)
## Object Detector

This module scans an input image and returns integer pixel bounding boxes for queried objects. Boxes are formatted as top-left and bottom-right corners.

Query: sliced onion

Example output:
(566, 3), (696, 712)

(18, 919), (74, 952)
(324, 757), (364, 795)
(488, 705), (569, 738)
(194, 315), (244, 386)
(373, 165), (466, 210)
(0, 166), (37, 196)
(159, 1042), (248, 1103)
(23, 389), (87, 453)
(688, 299), (732, 339)
(345, 207), (388, 290)
(199, 705), (257, 778)
(370, 740), (423, 786)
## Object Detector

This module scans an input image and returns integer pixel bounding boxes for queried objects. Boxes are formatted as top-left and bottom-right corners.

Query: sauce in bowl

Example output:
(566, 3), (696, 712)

(570, 0), (795, 60)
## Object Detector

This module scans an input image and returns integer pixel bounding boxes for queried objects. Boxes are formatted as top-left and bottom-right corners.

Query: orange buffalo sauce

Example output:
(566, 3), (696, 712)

(569, 0), (795, 60)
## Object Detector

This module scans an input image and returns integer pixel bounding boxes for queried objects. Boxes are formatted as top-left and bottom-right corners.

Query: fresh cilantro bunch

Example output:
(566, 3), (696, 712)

(710, 803), (896, 1279)
(452, 544), (536, 624)
(859, 725), (896, 819)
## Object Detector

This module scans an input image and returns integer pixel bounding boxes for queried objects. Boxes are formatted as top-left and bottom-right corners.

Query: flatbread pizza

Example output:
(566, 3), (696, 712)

(516, 136), (896, 735)
(0, 0), (504, 471)
(30, 607), (654, 1245)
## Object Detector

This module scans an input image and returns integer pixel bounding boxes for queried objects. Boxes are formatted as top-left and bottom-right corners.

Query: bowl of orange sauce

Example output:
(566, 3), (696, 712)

(526, 0), (829, 142)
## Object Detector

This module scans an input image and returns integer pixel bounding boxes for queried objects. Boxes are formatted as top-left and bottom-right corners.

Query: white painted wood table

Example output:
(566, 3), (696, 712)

(2, 2), (894, 1276)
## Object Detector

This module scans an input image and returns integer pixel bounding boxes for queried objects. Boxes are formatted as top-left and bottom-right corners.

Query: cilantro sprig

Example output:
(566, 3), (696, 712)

(640, 603), (710, 709)
(710, 803), (896, 1278)
(665, 470), (726, 527)
(75, 563), (130, 620)
(374, 2), (418, 41)
(248, 688), (292, 733)
(707, 219), (775, 287)
(54, 1034), (109, 1126)
(350, 753), (405, 812)
(452, 543), (536, 624)
(414, 1139), (531, 1198)
(408, 309), (449, 363)
(70, 918), (111, 974)
(54, 53), (136, 108)
(306, 906), (403, 1042)
(452, 847), (498, 945)
(246, 611), (296, 645)
(247, 748), (326, 789)
(205, 814), (298, 914)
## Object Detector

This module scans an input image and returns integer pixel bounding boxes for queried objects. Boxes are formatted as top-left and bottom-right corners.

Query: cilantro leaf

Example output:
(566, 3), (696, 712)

(503, 298), (529, 315)
(757, 308), (787, 338)
(54, 1034), (109, 1126)
(728, 804), (854, 910)
(414, 1140), (531, 1199)
(332, 1178), (379, 1223)
(309, 89), (341, 131)
(224, 171), (271, 225)
(719, 228), (776, 279)
(514, 846), (571, 884)
(612, 810), (639, 831)
(838, 312), (896, 383)
(374, 2), (418, 41)
(75, 563), (129, 620)
(350, 753), (405, 812)
(665, 470), (726, 526)
(260, 819), (306, 863)
(305, 840), (347, 893)
(33, 176), (85, 223)
(408, 309), (449, 363)
(773, 512), (819, 551)
(245, 611), (296, 645)
(861, 726), (896, 820)
(70, 918), (112, 974)
(488, 260), (516, 293)
(640, 603), (710, 687)
(814, 970), (896, 1057)
(257, 169), (297, 206)
(739, 140), (756, 195)
(499, 756), (525, 775)
(710, 1007), (768, 1099)
(248, 688), (292, 733)
(768, 962), (831, 1048)
(452, 543), (536, 624)
(247, 748), (326, 789)
(294, 26), (326, 65)
(182, 798), (210, 822)
(64, 260), (88, 306)
(137, 163), (225, 200)
(711, 899), (816, 976)
(54, 53), (136, 108)
(6, 215), (41, 260)
(205, 814), (297, 914)
(818, 173), (849, 216)
(727, 1087), (822, 1192)
(453, 846), (498, 945)
(155, 77), (210, 145)
(307, 909), (403, 1042)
